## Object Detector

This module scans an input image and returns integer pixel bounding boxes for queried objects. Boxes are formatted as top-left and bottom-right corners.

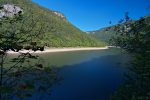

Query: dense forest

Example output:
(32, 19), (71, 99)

(89, 27), (116, 44)
(109, 13), (150, 99)
(0, 0), (105, 47)
(90, 14), (150, 44)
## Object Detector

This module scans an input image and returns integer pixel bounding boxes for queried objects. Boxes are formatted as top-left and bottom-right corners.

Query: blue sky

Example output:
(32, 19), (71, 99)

(32, 0), (149, 31)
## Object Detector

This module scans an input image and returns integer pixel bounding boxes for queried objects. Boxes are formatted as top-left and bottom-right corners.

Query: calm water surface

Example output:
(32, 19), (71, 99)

(15, 48), (130, 100)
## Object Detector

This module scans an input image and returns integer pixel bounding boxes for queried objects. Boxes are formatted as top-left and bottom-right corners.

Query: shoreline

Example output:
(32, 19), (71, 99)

(6, 46), (112, 54)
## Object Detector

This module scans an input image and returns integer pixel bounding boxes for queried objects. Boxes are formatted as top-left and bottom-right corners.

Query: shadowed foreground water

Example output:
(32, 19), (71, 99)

(48, 56), (129, 100)
(14, 48), (130, 100)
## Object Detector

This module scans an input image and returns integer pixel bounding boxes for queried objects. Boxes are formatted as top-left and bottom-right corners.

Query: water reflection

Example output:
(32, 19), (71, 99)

(12, 48), (130, 100)
(48, 54), (129, 100)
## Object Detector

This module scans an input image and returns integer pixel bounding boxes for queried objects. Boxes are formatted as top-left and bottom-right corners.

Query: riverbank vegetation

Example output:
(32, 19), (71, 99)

(111, 13), (150, 99)
(0, 4), (60, 99)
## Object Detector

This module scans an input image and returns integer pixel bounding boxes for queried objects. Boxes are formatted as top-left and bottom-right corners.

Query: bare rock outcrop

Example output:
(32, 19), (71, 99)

(52, 11), (65, 18)
(0, 4), (23, 18)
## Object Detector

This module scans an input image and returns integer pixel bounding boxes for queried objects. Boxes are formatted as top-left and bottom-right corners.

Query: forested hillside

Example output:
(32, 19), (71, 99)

(0, 0), (105, 47)
(89, 27), (116, 43)
(109, 14), (150, 99)
(90, 14), (150, 45)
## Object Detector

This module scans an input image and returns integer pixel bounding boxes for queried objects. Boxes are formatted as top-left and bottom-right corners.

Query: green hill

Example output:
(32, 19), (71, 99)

(90, 14), (150, 44)
(89, 26), (116, 43)
(0, 0), (105, 47)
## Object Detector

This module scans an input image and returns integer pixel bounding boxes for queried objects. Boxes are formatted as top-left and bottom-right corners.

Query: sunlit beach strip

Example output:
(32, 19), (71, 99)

(6, 46), (113, 54)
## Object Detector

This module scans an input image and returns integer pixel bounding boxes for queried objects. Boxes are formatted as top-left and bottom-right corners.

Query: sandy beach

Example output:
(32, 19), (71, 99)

(6, 46), (110, 54)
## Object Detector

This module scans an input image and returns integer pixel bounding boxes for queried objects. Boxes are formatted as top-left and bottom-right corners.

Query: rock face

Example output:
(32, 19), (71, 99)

(0, 4), (23, 18)
(52, 11), (65, 18)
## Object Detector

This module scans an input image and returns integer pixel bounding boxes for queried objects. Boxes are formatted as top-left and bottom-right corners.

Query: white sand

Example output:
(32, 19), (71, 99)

(6, 46), (110, 54)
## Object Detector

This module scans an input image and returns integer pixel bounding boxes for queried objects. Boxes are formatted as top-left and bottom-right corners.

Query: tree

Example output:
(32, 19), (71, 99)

(0, 5), (59, 100)
(111, 13), (150, 99)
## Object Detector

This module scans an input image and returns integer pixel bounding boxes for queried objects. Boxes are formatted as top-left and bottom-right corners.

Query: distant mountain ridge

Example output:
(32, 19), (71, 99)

(90, 14), (150, 44)
(89, 26), (116, 43)
(0, 0), (105, 47)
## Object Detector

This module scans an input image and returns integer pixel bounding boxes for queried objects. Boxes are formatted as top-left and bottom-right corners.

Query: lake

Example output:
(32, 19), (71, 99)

(13, 47), (130, 100)
(37, 48), (130, 100)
